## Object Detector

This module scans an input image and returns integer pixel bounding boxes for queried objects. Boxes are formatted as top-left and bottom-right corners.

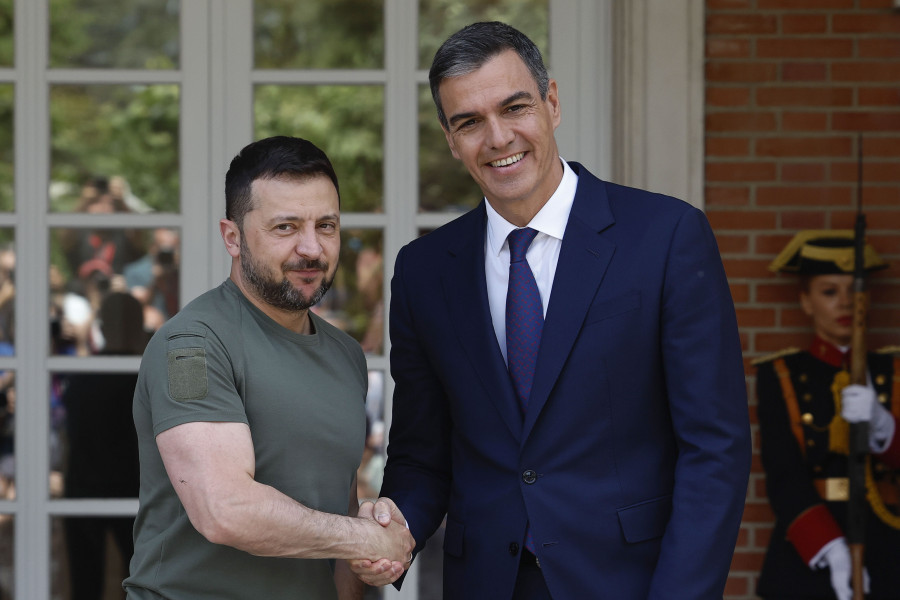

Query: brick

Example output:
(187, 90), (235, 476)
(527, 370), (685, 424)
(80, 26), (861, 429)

(756, 526), (773, 549)
(723, 258), (775, 278)
(707, 86), (752, 107)
(859, 87), (900, 106)
(756, 137), (853, 157)
(717, 233), (751, 253)
(858, 38), (900, 58)
(871, 308), (900, 328)
(707, 112), (778, 132)
(864, 137), (900, 156)
(782, 62), (828, 82)
(783, 307), (812, 327)
(724, 574), (750, 596)
(832, 162), (900, 183)
(731, 282), (751, 303)
(710, 210), (779, 230)
(783, 112), (828, 132)
(758, 0), (853, 7)
(834, 14), (900, 34)
(757, 282), (799, 303)
(781, 163), (826, 182)
(737, 307), (777, 327)
(830, 210), (900, 229)
(833, 62), (900, 82)
(707, 38), (753, 58)
(862, 185), (900, 205)
(756, 332), (813, 352)
(782, 14), (828, 34)
(833, 112), (900, 131)
(782, 210), (827, 229)
(708, 137), (751, 157)
(757, 186), (853, 206)
(740, 501), (776, 523)
(756, 86), (853, 107)
(706, 162), (778, 182)
(756, 234), (796, 255)
(706, 186), (751, 206)
(708, 14), (778, 35)
(758, 38), (853, 59)
(708, 62), (780, 83)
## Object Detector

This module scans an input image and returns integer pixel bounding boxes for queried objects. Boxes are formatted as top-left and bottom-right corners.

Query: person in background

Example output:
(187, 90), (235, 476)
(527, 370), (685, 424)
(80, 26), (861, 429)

(124, 136), (413, 600)
(755, 230), (900, 600)
(355, 21), (750, 599)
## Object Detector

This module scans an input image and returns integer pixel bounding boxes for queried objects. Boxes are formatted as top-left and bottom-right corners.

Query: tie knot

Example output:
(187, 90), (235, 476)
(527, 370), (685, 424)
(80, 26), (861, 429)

(507, 228), (538, 263)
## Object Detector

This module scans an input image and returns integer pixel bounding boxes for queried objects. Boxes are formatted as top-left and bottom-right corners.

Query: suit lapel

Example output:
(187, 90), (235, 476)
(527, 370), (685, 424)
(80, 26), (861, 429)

(441, 204), (524, 439)
(523, 165), (616, 440)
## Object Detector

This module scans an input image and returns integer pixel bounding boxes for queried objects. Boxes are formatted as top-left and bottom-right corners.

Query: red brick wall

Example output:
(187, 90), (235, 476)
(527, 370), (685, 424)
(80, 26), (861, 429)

(705, 1), (900, 598)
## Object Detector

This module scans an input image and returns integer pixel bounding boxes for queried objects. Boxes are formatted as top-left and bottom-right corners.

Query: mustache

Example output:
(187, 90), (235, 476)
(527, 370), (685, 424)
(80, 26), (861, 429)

(283, 259), (328, 272)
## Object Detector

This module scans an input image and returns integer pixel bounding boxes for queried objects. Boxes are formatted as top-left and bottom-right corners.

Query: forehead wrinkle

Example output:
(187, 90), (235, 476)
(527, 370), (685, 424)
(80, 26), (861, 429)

(447, 90), (535, 128)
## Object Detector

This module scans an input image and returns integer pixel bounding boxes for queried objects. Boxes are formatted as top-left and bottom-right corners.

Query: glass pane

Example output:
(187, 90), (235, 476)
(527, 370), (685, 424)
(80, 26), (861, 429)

(52, 515), (132, 600)
(358, 369), (385, 501)
(54, 371), (140, 501)
(49, 0), (179, 69)
(50, 84), (180, 213)
(0, 230), (13, 354)
(418, 84), (482, 212)
(50, 228), (181, 356)
(0, 84), (12, 211)
(0, 514), (11, 598)
(0, 0), (11, 67)
(254, 0), (384, 69)
(417, 0), (550, 69)
(311, 229), (383, 354)
(0, 370), (13, 502)
(255, 85), (384, 213)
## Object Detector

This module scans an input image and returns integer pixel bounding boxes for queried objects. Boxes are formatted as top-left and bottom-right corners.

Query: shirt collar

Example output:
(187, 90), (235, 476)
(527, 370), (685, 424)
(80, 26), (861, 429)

(485, 158), (578, 256)
(809, 336), (850, 368)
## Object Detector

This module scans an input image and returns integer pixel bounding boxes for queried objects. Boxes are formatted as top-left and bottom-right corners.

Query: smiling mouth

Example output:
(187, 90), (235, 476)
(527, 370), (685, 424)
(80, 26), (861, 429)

(489, 152), (525, 168)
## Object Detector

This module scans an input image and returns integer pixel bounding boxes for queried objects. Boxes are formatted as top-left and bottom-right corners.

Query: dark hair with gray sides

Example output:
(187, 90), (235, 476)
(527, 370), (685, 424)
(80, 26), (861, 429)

(429, 21), (549, 130)
(225, 136), (340, 230)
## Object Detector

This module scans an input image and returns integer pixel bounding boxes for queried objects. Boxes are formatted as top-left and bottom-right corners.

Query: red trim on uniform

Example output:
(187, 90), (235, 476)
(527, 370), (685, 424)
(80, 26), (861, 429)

(786, 504), (843, 564)
(809, 336), (848, 368)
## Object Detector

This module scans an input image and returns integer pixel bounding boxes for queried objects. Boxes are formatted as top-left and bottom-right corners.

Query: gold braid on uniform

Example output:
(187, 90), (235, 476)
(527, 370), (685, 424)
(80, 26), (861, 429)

(866, 458), (900, 529)
(829, 370), (851, 454)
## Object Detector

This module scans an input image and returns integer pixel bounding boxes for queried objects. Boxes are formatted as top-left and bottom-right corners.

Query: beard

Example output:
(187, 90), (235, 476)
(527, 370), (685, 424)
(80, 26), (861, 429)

(240, 242), (336, 312)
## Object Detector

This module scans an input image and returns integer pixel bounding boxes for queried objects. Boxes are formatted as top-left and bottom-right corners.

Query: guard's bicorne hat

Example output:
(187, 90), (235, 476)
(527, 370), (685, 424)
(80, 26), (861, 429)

(768, 230), (888, 275)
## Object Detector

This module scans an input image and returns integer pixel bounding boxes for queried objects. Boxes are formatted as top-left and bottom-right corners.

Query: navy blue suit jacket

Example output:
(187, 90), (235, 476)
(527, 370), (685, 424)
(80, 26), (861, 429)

(382, 163), (751, 599)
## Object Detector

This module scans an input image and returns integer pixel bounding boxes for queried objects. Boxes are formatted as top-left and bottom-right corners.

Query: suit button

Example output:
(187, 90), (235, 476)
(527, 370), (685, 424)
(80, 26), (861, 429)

(509, 542), (519, 556)
(522, 470), (537, 484)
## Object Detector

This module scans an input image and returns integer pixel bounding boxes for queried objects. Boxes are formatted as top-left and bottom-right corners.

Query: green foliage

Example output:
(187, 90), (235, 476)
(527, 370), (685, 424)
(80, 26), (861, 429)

(49, 84), (180, 212)
(0, 84), (12, 212)
(418, 0), (549, 69)
(255, 85), (384, 213)
(254, 0), (383, 69)
(0, 0), (12, 66)
(48, 0), (178, 69)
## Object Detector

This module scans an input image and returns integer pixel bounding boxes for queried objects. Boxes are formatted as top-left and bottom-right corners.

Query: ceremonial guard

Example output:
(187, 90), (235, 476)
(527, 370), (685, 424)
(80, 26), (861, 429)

(756, 230), (900, 600)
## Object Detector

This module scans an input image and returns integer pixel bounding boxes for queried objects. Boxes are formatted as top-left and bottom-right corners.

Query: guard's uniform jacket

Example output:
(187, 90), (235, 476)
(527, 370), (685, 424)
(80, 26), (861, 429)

(755, 337), (900, 599)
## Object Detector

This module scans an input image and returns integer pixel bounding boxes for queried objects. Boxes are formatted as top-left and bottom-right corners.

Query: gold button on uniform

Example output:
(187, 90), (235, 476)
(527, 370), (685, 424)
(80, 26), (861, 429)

(802, 413), (814, 425)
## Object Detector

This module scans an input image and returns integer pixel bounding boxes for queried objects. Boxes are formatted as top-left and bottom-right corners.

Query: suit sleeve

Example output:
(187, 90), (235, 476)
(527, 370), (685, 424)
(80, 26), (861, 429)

(646, 207), (752, 599)
(380, 245), (453, 567)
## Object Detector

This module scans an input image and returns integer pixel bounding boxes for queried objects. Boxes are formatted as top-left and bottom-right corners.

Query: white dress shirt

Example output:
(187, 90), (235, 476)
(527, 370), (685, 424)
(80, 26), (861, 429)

(484, 159), (578, 364)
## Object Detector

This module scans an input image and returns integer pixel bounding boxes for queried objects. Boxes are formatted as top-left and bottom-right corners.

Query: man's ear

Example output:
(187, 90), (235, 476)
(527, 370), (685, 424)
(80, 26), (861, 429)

(220, 219), (241, 258)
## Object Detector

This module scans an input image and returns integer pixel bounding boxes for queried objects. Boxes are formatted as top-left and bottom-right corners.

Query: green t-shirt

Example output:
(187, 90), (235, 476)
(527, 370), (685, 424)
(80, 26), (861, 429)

(125, 279), (368, 600)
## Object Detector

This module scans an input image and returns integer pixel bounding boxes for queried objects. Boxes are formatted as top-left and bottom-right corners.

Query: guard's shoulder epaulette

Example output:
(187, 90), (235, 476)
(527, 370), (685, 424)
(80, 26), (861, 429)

(751, 347), (802, 366)
(875, 345), (900, 355)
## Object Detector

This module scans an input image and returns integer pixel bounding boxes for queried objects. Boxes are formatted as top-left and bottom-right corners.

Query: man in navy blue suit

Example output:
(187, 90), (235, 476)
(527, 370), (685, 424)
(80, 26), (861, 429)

(353, 21), (751, 599)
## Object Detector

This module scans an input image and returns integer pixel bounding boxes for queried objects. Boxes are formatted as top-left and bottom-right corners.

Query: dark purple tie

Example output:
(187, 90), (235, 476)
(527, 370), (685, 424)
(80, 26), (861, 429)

(506, 227), (543, 412)
(506, 227), (542, 554)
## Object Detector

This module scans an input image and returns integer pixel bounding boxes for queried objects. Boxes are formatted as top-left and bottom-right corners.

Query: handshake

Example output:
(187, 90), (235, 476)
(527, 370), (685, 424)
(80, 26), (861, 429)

(349, 497), (417, 587)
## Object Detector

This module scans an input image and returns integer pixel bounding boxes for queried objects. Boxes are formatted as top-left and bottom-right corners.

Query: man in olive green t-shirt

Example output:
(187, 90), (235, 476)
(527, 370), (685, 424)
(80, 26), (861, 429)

(124, 137), (413, 600)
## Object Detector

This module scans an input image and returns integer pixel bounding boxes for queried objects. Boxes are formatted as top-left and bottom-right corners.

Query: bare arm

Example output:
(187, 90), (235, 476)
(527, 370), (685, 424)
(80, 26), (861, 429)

(156, 421), (413, 562)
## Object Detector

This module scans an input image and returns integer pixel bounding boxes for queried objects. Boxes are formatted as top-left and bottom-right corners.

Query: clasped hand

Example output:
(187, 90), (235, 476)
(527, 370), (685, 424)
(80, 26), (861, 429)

(352, 497), (415, 587)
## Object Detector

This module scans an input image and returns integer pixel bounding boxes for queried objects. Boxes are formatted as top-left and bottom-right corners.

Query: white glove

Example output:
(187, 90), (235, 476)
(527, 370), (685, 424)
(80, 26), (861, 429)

(842, 384), (896, 452)
(816, 538), (870, 600)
